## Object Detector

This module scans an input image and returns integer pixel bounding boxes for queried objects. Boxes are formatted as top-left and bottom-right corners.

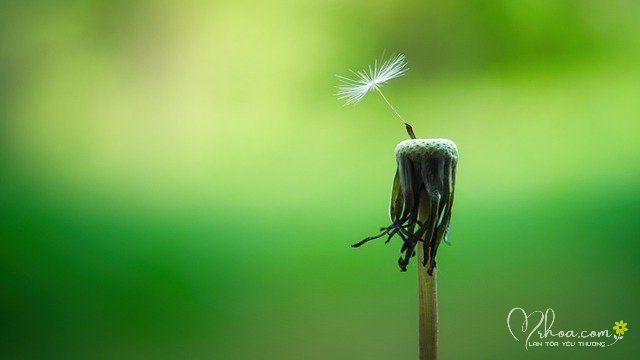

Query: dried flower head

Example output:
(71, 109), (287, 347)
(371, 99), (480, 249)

(352, 139), (458, 275)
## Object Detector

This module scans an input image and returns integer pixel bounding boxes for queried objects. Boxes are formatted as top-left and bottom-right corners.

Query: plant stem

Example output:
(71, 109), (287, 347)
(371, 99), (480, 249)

(375, 88), (416, 139)
(417, 201), (438, 360)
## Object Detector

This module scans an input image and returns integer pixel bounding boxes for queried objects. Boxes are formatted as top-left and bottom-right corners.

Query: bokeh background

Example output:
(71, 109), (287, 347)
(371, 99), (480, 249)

(1, 1), (639, 359)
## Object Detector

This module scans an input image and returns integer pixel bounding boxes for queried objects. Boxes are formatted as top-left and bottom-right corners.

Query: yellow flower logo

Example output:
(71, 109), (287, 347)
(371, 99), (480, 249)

(613, 320), (629, 335)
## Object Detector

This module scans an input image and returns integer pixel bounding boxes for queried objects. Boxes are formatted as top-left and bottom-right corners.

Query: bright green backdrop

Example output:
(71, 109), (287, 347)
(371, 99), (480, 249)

(1, 1), (639, 359)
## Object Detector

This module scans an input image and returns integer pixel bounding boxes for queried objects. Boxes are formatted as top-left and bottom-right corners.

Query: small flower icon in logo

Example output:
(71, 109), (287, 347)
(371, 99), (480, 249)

(613, 320), (629, 335)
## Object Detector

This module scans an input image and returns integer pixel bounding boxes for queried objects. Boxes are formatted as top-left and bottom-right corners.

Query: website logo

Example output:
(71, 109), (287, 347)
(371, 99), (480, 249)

(507, 307), (628, 349)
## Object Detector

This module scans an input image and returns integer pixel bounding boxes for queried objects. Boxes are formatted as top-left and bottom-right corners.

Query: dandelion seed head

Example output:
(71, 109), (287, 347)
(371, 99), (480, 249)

(336, 53), (408, 105)
(353, 138), (459, 275)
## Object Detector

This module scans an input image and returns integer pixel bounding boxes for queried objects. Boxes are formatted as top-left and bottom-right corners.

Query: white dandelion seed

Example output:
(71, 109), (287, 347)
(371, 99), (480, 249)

(336, 53), (413, 135)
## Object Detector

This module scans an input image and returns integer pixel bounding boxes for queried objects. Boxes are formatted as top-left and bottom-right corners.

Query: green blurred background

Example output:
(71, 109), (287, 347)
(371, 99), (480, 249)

(1, 1), (639, 359)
